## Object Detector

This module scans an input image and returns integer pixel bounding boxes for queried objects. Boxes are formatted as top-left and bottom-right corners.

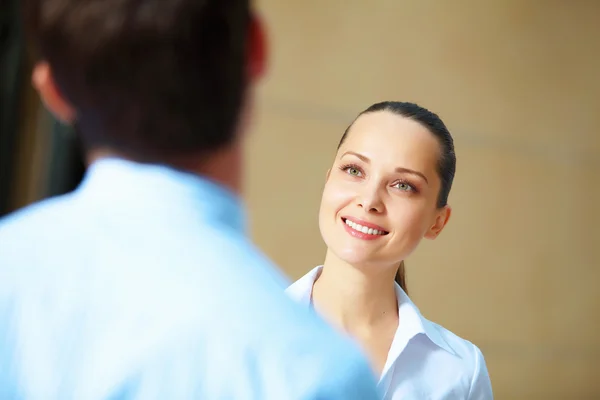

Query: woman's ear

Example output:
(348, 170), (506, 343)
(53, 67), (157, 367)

(424, 205), (451, 240)
(32, 61), (76, 124)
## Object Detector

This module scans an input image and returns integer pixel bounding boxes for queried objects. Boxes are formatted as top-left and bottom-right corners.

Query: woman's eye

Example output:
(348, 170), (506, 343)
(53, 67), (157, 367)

(394, 182), (413, 191)
(346, 167), (361, 177)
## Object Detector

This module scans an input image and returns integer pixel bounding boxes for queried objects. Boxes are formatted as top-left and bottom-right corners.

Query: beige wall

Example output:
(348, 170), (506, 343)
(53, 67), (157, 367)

(247, 1), (600, 398)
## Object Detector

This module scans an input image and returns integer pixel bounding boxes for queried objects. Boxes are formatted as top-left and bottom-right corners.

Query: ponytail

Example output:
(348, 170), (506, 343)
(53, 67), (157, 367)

(395, 260), (408, 294)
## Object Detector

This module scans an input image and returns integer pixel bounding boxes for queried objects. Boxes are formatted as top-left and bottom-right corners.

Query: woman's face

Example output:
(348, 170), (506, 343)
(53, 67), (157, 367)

(318, 110), (451, 271)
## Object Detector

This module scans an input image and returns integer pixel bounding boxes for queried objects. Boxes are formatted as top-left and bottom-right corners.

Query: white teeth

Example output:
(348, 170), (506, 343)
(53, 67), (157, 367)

(344, 219), (385, 235)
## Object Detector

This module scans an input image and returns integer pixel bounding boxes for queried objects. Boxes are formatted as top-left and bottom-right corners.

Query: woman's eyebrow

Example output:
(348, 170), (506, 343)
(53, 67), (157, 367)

(341, 151), (429, 184)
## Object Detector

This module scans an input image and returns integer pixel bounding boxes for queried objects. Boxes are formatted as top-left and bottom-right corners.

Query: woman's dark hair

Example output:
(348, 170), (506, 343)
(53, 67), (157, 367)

(337, 101), (456, 294)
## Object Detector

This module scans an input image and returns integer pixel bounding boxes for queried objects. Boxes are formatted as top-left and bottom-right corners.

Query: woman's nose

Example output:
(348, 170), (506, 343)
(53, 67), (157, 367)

(357, 186), (384, 213)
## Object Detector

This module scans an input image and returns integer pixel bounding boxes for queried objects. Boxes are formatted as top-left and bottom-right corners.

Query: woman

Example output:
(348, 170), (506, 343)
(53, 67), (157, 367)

(287, 101), (493, 399)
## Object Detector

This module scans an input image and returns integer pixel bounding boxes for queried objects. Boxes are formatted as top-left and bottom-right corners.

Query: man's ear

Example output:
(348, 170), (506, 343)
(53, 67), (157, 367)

(424, 205), (451, 240)
(32, 61), (76, 124)
(247, 12), (268, 82)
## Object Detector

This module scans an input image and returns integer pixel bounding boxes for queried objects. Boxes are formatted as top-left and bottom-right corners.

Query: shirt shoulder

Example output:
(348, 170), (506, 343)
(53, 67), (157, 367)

(424, 320), (493, 399)
(0, 194), (76, 235)
(0, 194), (79, 279)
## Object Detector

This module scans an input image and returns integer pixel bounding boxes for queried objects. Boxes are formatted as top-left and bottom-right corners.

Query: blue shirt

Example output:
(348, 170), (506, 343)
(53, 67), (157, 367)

(0, 159), (379, 400)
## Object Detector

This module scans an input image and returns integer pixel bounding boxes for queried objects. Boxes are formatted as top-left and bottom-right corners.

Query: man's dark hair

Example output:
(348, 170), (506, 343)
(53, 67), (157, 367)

(23, 0), (251, 161)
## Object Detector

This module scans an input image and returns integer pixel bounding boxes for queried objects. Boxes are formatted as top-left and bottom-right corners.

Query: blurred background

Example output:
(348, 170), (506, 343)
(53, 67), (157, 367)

(1, 0), (599, 398)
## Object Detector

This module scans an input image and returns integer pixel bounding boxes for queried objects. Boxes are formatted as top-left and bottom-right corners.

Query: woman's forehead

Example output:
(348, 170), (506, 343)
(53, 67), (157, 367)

(339, 112), (441, 166)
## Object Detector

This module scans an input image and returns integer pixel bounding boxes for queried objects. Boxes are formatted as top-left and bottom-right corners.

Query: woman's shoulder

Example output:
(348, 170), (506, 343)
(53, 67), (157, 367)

(397, 287), (486, 369)
(420, 317), (493, 397)
(425, 318), (485, 359)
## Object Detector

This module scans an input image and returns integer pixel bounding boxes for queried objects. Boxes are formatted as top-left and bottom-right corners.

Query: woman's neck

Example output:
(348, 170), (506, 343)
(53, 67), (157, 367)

(311, 251), (399, 335)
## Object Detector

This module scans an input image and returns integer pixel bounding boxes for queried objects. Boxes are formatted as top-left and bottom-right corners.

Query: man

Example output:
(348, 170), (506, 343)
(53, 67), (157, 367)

(0, 1), (380, 399)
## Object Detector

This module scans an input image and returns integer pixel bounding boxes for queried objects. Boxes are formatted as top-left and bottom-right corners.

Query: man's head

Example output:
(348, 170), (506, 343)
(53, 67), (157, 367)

(24, 0), (267, 170)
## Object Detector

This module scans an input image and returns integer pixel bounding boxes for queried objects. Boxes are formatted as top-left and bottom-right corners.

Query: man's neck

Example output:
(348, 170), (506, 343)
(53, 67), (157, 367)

(87, 141), (244, 195)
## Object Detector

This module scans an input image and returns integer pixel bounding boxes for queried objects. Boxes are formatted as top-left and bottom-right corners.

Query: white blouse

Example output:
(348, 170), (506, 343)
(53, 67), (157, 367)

(286, 266), (494, 400)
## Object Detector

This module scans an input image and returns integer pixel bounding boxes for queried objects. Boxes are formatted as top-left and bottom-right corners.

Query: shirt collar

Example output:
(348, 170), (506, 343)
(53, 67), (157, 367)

(76, 157), (246, 233)
(392, 281), (457, 356)
(286, 265), (457, 357)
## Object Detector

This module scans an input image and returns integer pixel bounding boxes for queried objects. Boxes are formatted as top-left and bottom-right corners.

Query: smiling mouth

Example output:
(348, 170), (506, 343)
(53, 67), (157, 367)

(342, 218), (389, 236)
